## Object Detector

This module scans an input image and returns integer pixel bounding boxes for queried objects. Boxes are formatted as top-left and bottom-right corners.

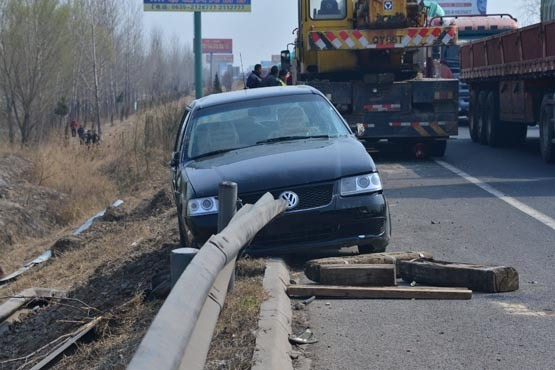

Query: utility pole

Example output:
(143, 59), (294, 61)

(144, 0), (251, 99)
(194, 12), (203, 99)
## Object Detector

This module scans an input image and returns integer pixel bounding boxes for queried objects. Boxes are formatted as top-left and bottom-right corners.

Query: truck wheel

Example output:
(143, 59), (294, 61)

(486, 92), (503, 147)
(540, 96), (555, 163)
(477, 91), (489, 145)
(469, 91), (480, 142)
(428, 140), (447, 157)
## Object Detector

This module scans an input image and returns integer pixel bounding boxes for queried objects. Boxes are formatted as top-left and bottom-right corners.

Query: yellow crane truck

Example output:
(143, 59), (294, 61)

(282, 0), (459, 156)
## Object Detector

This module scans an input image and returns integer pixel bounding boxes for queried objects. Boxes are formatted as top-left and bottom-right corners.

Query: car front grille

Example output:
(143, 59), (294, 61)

(252, 224), (336, 247)
(240, 183), (334, 211)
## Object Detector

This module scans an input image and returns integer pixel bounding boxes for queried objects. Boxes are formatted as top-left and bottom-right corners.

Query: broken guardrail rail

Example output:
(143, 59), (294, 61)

(128, 183), (288, 370)
(0, 200), (123, 285)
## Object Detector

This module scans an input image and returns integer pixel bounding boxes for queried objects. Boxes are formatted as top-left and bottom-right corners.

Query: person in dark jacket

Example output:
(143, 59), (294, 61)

(261, 66), (280, 87)
(246, 64), (263, 89)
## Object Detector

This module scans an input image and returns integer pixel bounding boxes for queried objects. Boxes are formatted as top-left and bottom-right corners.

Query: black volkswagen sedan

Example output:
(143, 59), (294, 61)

(171, 86), (390, 254)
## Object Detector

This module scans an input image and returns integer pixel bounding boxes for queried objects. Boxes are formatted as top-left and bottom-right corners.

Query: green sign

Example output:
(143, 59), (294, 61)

(144, 0), (251, 12)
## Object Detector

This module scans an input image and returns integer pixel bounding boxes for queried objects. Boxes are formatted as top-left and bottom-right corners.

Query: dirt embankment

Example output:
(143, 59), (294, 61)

(0, 185), (179, 369)
(0, 153), (68, 249)
(0, 100), (265, 369)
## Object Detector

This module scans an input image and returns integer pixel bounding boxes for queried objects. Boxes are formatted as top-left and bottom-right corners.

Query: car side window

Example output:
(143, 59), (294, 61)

(175, 108), (191, 155)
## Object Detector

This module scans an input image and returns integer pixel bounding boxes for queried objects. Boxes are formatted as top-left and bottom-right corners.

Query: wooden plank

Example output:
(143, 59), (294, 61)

(30, 316), (103, 370)
(319, 264), (396, 286)
(305, 251), (432, 282)
(287, 285), (472, 300)
(0, 288), (66, 323)
(399, 259), (519, 293)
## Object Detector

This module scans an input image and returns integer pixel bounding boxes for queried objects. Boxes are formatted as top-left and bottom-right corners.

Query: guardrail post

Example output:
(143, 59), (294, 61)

(218, 181), (238, 291)
(217, 181), (238, 232)
(171, 248), (199, 288)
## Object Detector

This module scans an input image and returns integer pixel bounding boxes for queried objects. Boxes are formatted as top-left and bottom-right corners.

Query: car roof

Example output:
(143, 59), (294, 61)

(191, 85), (322, 110)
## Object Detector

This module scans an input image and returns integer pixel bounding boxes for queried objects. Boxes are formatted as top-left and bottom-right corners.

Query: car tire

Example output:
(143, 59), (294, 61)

(540, 95), (555, 164)
(485, 91), (503, 147)
(428, 140), (447, 157)
(469, 90), (480, 142)
(477, 91), (489, 145)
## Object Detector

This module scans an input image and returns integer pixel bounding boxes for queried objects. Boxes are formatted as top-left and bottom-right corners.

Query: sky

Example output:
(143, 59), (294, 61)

(142, 0), (528, 69)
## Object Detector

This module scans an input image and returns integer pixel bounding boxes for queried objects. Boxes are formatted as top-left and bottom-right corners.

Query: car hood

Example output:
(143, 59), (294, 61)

(184, 137), (376, 197)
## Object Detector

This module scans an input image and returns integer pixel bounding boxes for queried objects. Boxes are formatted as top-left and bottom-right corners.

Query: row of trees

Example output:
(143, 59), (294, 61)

(0, 0), (195, 145)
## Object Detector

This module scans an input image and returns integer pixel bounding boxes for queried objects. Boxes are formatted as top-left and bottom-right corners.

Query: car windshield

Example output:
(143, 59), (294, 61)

(185, 94), (350, 160)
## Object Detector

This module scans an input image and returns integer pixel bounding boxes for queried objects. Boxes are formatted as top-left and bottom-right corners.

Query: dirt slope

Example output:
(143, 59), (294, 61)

(0, 185), (179, 370)
(0, 153), (67, 249)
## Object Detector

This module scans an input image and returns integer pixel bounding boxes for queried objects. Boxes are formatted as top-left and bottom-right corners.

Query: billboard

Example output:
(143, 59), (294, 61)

(202, 39), (233, 54)
(436, 0), (487, 16)
(206, 54), (234, 63)
(144, 0), (251, 12)
(271, 55), (281, 63)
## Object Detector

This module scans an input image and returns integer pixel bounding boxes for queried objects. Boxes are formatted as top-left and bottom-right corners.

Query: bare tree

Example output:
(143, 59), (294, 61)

(521, 0), (541, 26)
(0, 0), (194, 145)
(0, 0), (70, 144)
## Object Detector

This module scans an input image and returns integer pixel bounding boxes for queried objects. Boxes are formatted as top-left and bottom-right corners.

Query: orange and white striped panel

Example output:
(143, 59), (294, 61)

(308, 26), (458, 51)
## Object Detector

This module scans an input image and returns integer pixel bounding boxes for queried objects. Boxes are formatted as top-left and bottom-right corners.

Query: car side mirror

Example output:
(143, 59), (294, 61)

(169, 152), (180, 168)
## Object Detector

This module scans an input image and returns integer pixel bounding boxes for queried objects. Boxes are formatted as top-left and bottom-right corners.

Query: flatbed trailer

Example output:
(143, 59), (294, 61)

(460, 19), (555, 163)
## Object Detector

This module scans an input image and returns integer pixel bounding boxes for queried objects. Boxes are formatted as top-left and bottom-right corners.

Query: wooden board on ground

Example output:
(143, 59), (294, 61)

(305, 251), (432, 282)
(30, 316), (102, 370)
(399, 259), (519, 293)
(0, 288), (66, 323)
(287, 284), (472, 300)
(319, 264), (396, 286)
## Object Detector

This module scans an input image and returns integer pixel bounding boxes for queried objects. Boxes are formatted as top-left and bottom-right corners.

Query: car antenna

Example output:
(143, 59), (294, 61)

(240, 53), (247, 89)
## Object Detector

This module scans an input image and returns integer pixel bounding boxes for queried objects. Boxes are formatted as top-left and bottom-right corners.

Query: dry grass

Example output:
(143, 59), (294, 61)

(0, 101), (186, 369)
(0, 96), (270, 370)
(0, 101), (185, 270)
(205, 271), (266, 370)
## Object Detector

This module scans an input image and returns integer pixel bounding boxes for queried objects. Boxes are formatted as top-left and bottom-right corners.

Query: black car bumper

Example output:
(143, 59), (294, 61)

(184, 192), (390, 255)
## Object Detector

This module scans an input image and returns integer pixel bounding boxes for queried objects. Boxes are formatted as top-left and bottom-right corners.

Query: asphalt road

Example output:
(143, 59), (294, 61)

(298, 127), (555, 370)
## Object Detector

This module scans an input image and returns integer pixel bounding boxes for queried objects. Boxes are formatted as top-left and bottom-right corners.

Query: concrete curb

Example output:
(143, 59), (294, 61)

(252, 258), (294, 370)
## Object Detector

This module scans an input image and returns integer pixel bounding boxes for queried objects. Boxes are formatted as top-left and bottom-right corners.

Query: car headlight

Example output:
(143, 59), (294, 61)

(340, 173), (383, 196)
(188, 197), (218, 216)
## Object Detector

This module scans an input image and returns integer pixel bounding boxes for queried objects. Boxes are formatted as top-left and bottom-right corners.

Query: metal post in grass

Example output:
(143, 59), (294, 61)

(218, 181), (238, 232)
(218, 181), (238, 291)
(170, 248), (199, 288)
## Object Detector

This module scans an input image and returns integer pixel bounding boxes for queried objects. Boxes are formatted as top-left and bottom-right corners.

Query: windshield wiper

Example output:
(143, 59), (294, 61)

(256, 135), (329, 145)
(190, 147), (248, 160)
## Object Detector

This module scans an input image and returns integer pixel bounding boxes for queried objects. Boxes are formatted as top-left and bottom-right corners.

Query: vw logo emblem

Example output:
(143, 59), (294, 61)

(280, 191), (300, 210)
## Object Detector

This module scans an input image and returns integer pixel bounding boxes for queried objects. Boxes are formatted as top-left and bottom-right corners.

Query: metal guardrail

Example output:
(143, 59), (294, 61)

(128, 182), (288, 370)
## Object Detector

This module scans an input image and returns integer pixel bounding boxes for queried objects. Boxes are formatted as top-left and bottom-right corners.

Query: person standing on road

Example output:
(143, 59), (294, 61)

(246, 64), (263, 89)
(261, 66), (280, 87)
(278, 69), (290, 86)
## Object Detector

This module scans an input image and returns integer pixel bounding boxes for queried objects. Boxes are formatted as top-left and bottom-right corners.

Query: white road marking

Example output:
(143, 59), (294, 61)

(435, 160), (555, 232)
(495, 302), (555, 318)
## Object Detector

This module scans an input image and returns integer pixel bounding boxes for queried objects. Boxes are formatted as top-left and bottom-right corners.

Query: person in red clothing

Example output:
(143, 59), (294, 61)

(70, 120), (79, 137)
